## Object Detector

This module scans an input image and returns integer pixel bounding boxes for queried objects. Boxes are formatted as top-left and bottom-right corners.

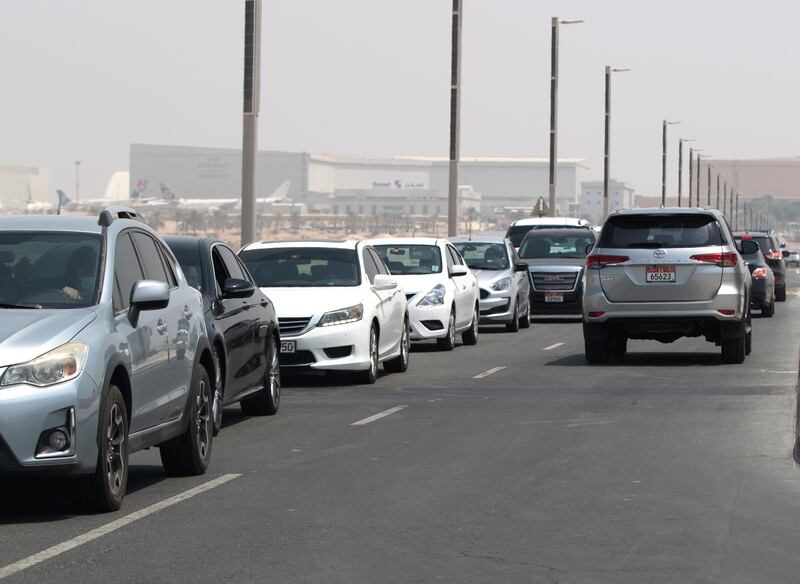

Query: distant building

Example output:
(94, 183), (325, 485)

(705, 157), (800, 200)
(580, 180), (635, 223)
(0, 165), (50, 208)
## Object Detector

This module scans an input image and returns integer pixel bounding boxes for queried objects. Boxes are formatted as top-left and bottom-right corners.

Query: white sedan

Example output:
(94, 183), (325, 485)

(239, 240), (409, 384)
(367, 238), (480, 351)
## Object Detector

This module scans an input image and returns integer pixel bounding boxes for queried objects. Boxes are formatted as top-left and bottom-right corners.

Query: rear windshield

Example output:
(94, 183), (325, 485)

(169, 244), (204, 291)
(734, 236), (773, 255)
(374, 245), (443, 275)
(239, 247), (360, 287)
(519, 231), (596, 260)
(506, 225), (534, 248)
(598, 214), (726, 249)
(452, 242), (509, 270)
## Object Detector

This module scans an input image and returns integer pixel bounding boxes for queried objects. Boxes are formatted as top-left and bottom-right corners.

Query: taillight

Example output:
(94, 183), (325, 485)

(689, 252), (738, 267)
(587, 311), (605, 318)
(586, 254), (629, 268)
(752, 267), (768, 279)
(765, 250), (782, 260)
(717, 309), (736, 316)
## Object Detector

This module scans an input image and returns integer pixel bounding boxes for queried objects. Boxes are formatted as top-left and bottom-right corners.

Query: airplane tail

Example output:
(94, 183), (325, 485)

(57, 189), (71, 206)
(160, 182), (177, 202)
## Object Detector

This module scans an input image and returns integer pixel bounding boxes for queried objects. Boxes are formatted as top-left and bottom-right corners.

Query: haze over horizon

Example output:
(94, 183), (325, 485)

(2, 0), (798, 201)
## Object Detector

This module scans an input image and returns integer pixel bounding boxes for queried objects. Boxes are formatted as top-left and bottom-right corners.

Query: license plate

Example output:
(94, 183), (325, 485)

(646, 265), (676, 283)
(280, 341), (296, 354)
(544, 292), (564, 303)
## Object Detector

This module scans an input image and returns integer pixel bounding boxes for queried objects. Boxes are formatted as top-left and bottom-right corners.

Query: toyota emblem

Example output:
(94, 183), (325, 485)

(654, 249), (667, 258)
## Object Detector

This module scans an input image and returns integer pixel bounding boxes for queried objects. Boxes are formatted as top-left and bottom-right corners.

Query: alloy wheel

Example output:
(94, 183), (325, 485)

(195, 379), (211, 460)
(269, 339), (281, 406)
(211, 348), (223, 432)
(106, 403), (126, 497)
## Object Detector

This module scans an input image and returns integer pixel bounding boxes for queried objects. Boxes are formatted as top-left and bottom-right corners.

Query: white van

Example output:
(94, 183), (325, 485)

(505, 217), (591, 249)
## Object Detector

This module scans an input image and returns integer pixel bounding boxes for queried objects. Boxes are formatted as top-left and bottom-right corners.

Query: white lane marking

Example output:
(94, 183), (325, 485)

(543, 342), (565, 351)
(0, 473), (241, 580)
(473, 366), (506, 379)
(351, 405), (408, 426)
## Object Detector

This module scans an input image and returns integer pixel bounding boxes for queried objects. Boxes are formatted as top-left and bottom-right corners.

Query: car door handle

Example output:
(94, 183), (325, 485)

(157, 319), (168, 335)
(183, 305), (193, 320)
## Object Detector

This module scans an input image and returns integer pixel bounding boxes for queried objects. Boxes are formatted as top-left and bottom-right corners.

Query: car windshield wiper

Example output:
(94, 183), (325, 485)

(625, 241), (666, 248)
(0, 302), (42, 309)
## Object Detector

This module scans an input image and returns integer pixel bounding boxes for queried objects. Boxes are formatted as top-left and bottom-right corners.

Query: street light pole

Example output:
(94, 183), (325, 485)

(723, 180), (727, 220)
(707, 164), (712, 206)
(716, 173), (720, 210)
(74, 160), (81, 203)
(695, 151), (703, 208)
(603, 66), (629, 218)
(735, 191), (740, 231)
(678, 139), (693, 207)
(688, 148), (694, 207)
(447, 0), (463, 236)
(240, 0), (262, 247)
(661, 120), (679, 206)
(548, 17), (583, 217)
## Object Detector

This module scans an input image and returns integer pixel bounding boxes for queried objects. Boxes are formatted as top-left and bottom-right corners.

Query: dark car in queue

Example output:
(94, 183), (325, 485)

(734, 231), (787, 301)
(518, 228), (597, 315)
(738, 242), (775, 317)
(165, 237), (281, 435)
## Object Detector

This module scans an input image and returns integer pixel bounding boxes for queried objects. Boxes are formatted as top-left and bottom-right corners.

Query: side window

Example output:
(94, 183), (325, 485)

(216, 245), (246, 280)
(131, 232), (168, 284)
(211, 248), (230, 294)
(362, 249), (379, 284)
(236, 256), (255, 284)
(444, 245), (455, 271)
(158, 245), (178, 288)
(114, 232), (144, 312)
(447, 246), (463, 266)
(369, 248), (389, 275)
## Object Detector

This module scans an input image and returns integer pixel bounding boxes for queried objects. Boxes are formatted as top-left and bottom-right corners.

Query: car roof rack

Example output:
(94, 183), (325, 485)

(98, 207), (142, 227)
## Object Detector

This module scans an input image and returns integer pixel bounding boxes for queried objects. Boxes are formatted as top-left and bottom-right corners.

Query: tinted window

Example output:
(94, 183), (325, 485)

(448, 246), (464, 266)
(131, 233), (168, 283)
(362, 250), (379, 284)
(211, 248), (229, 292)
(240, 247), (360, 287)
(452, 242), (509, 270)
(734, 236), (773, 255)
(115, 233), (144, 311)
(216, 245), (246, 280)
(598, 214), (725, 249)
(374, 245), (443, 275)
(519, 231), (597, 259)
(170, 243), (203, 291)
(369, 249), (389, 275)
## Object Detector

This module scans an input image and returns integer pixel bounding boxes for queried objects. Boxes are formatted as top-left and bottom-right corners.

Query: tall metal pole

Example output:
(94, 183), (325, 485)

(447, 0), (463, 236)
(240, 0), (262, 247)
(548, 18), (559, 217)
(716, 173), (720, 210)
(74, 160), (81, 203)
(661, 120), (667, 205)
(688, 148), (694, 207)
(678, 140), (684, 206)
(735, 191), (740, 231)
(695, 153), (701, 208)
(603, 66), (611, 218)
(707, 164), (712, 206)
(723, 181), (727, 220)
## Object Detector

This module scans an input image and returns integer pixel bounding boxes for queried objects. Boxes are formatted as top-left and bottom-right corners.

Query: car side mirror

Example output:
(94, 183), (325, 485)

(450, 264), (468, 277)
(515, 262), (529, 272)
(585, 243), (595, 255)
(782, 250), (790, 258)
(129, 280), (170, 326)
(372, 274), (397, 291)
(739, 240), (759, 255)
(222, 277), (255, 299)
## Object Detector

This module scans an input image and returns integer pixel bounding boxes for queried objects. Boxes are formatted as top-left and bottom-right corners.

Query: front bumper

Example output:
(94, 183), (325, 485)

(479, 290), (514, 323)
(0, 373), (100, 476)
(407, 300), (451, 341)
(280, 319), (372, 372)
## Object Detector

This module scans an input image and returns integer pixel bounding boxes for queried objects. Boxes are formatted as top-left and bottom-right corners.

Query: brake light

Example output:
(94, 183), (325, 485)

(587, 311), (605, 318)
(740, 235), (753, 239)
(765, 250), (782, 260)
(752, 267), (768, 279)
(718, 309), (736, 315)
(689, 252), (737, 267)
(586, 254), (629, 268)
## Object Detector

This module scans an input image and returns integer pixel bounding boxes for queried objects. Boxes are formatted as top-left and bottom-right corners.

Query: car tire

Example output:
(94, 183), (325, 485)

(609, 335), (627, 356)
(776, 285), (787, 302)
(762, 296), (775, 317)
(520, 300), (531, 329)
(355, 324), (379, 384)
(81, 384), (129, 512)
(437, 309), (456, 351)
(211, 345), (224, 436)
(462, 304), (479, 345)
(584, 339), (610, 364)
(506, 301), (520, 333)
(240, 335), (281, 416)
(744, 312), (753, 356)
(384, 318), (410, 373)
(721, 334), (746, 364)
(160, 364), (213, 476)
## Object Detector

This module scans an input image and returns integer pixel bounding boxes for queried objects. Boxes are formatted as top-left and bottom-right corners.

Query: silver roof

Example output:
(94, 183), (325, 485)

(449, 236), (507, 244)
(0, 215), (103, 233)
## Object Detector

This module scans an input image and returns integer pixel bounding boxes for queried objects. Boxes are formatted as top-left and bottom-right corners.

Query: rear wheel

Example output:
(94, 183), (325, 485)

(776, 285), (787, 302)
(609, 334), (628, 356)
(437, 309), (456, 351)
(584, 339), (610, 364)
(241, 335), (281, 416)
(721, 334), (746, 364)
(462, 304), (479, 345)
(160, 365), (213, 476)
(384, 318), (410, 373)
(355, 324), (379, 384)
(745, 312), (753, 356)
(762, 296), (775, 317)
(505, 301), (520, 332)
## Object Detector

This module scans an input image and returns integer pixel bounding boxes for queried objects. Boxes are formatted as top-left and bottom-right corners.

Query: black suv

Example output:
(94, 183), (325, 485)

(734, 231), (788, 301)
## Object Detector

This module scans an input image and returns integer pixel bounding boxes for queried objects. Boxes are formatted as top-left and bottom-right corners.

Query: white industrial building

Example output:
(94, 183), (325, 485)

(580, 180), (635, 223)
(0, 165), (50, 208)
(130, 144), (589, 216)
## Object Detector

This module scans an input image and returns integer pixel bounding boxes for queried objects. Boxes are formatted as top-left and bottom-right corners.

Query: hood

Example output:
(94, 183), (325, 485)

(0, 308), (97, 367)
(259, 286), (367, 318)
(389, 273), (443, 296)
(471, 268), (513, 286)
(523, 258), (585, 271)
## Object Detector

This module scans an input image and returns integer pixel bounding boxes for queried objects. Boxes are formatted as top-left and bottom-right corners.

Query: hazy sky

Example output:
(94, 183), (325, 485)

(2, 0), (799, 200)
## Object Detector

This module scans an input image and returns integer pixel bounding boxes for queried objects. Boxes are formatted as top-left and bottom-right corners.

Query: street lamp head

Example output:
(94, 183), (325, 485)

(559, 19), (584, 25)
(610, 68), (631, 73)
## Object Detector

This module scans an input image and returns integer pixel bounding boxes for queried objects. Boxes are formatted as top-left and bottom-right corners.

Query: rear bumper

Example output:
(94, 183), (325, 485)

(583, 316), (745, 344)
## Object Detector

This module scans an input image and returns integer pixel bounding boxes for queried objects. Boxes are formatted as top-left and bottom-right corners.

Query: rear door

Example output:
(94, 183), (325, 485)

(597, 213), (725, 302)
(370, 247), (403, 350)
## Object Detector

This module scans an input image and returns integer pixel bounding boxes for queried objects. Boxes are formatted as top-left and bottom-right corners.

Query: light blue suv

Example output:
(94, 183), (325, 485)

(0, 208), (214, 511)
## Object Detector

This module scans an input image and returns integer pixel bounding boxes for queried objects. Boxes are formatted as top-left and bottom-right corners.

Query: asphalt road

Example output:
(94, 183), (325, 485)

(2, 273), (800, 583)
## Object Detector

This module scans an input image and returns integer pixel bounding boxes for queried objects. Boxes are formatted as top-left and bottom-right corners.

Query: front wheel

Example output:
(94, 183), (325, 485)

(437, 310), (456, 351)
(462, 305), (479, 345)
(160, 364), (213, 476)
(519, 300), (531, 329)
(505, 301), (520, 333)
(240, 335), (281, 416)
(211, 346), (224, 436)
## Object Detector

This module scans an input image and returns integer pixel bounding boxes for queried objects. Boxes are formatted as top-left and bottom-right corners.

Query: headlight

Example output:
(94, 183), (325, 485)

(491, 276), (512, 292)
(1, 342), (88, 387)
(417, 284), (446, 307)
(318, 304), (363, 327)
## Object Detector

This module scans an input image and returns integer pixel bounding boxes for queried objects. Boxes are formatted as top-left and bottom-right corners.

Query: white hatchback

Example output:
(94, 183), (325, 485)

(239, 241), (410, 384)
(367, 238), (480, 351)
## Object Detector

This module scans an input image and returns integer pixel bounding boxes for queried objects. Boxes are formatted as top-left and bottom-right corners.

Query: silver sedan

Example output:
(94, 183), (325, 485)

(451, 237), (531, 332)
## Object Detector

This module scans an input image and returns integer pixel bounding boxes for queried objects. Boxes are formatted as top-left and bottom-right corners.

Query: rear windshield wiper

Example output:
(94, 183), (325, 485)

(624, 241), (666, 248)
(0, 302), (42, 309)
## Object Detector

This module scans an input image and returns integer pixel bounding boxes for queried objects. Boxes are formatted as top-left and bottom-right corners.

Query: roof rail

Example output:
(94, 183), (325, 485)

(98, 206), (142, 227)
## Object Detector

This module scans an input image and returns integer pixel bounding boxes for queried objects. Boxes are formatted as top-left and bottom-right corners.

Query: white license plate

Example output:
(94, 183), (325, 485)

(646, 265), (676, 283)
(544, 292), (564, 303)
(280, 341), (296, 354)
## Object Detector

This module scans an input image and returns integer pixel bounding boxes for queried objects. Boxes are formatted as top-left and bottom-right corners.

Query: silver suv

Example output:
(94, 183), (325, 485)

(0, 208), (214, 511)
(583, 208), (756, 364)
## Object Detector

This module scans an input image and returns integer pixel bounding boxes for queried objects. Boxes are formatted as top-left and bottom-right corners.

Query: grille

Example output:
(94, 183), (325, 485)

(279, 317), (312, 337)
(479, 288), (490, 299)
(532, 271), (579, 291)
(279, 351), (315, 366)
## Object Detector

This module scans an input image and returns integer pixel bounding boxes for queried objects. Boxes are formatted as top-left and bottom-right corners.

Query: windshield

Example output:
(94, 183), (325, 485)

(0, 231), (102, 308)
(599, 214), (726, 249)
(169, 244), (204, 291)
(452, 242), (509, 270)
(519, 232), (596, 259)
(239, 247), (360, 287)
(374, 245), (443, 275)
